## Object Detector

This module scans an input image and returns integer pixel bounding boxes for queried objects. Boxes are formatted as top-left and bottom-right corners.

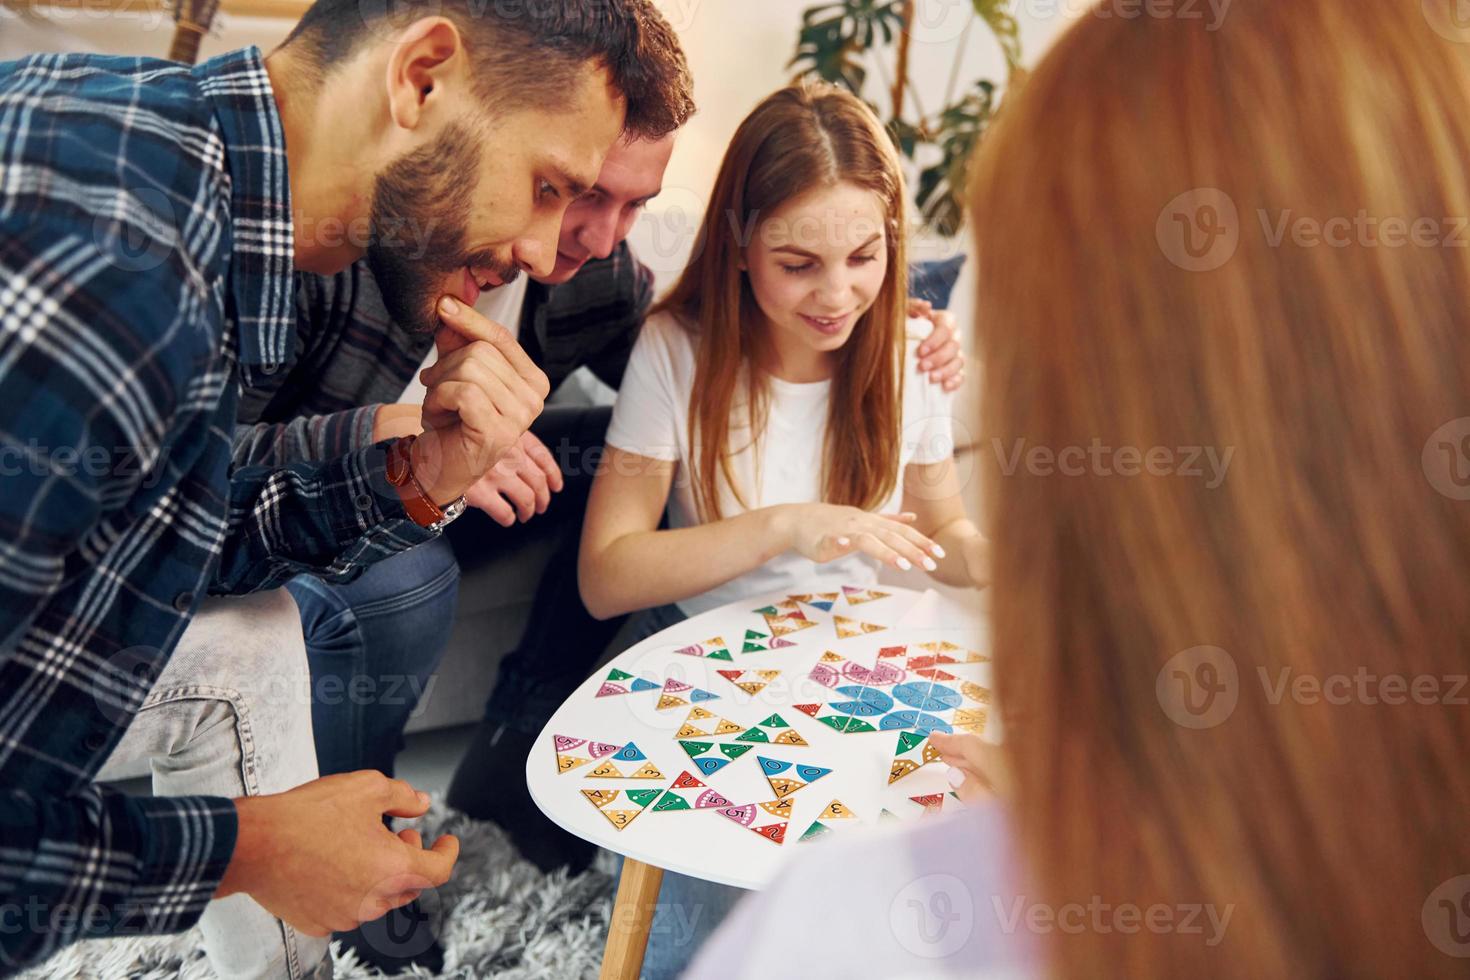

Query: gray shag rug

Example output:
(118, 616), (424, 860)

(19, 801), (617, 980)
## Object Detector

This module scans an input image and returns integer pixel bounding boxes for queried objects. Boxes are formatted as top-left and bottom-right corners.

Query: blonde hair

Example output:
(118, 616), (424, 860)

(974, 2), (1470, 977)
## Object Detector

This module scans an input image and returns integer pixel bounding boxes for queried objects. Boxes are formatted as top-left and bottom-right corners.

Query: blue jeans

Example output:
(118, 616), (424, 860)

(614, 605), (746, 980)
(285, 536), (460, 778)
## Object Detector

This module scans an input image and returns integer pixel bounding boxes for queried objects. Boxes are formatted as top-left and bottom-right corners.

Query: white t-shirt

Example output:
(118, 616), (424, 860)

(605, 310), (955, 617)
(398, 274), (531, 404)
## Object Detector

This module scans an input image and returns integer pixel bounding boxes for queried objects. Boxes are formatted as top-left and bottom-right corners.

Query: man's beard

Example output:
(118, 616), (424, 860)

(366, 123), (520, 334)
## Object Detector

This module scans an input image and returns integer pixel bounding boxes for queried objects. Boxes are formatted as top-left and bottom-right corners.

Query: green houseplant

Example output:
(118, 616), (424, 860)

(790, 0), (1023, 235)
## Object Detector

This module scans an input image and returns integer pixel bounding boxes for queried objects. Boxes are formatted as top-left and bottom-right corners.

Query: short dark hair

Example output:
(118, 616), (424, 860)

(282, 0), (695, 141)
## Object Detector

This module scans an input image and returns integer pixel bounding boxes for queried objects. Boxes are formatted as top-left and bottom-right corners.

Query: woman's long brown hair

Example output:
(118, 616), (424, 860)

(973, 2), (1470, 977)
(655, 82), (908, 520)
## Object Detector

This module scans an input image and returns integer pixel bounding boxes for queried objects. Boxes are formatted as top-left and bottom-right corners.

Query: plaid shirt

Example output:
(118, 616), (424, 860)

(234, 245), (654, 465)
(0, 48), (434, 973)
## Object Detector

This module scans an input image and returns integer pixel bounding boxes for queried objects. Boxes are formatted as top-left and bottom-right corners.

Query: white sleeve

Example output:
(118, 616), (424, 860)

(904, 321), (957, 466)
(605, 313), (684, 462)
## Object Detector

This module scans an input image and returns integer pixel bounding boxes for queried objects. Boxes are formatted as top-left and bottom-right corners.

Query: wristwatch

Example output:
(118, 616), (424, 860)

(386, 435), (467, 532)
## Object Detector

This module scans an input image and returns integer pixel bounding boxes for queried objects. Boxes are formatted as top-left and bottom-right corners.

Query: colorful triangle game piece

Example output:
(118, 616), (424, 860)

(751, 822), (788, 845)
(630, 762), (664, 780)
(672, 770), (706, 790)
(626, 788), (662, 808)
(679, 739), (713, 759)
(910, 793), (946, 815)
(820, 799), (855, 820)
(601, 809), (643, 830)
(587, 761), (625, 778)
(695, 788), (732, 809)
(834, 615), (887, 639)
(953, 708), (988, 734)
(800, 820), (833, 841)
(888, 733), (942, 784)
(717, 803), (757, 827)
(768, 777), (804, 799)
(758, 798), (794, 818)
(758, 756), (831, 798)
(656, 694), (689, 711)
(631, 678), (660, 693)
(554, 735), (588, 753)
(652, 791), (692, 812)
(961, 682), (992, 705)
(613, 743), (648, 763)
(793, 703), (822, 717)
(816, 713), (877, 734)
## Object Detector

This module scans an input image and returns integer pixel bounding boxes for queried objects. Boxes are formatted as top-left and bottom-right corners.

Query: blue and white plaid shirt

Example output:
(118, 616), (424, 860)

(0, 47), (435, 972)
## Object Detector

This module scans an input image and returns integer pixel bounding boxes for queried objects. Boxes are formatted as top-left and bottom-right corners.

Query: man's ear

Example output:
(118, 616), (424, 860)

(384, 17), (465, 132)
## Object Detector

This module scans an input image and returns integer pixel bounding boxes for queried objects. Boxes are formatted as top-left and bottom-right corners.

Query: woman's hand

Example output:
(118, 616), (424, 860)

(772, 504), (945, 573)
(929, 732), (1009, 803)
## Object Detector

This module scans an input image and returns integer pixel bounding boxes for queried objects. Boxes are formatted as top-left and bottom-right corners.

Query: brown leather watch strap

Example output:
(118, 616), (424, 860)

(386, 435), (446, 528)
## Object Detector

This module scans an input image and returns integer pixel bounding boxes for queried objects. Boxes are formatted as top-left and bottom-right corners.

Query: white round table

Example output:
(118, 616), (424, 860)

(526, 583), (991, 978)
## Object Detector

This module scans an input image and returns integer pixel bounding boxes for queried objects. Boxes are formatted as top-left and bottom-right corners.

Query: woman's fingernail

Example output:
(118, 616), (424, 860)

(933, 545), (947, 559)
(837, 537), (851, 547)
(417, 791), (431, 806)
(923, 558), (938, 572)
(897, 557), (913, 571)
(439, 296), (459, 315)
(947, 767), (966, 789)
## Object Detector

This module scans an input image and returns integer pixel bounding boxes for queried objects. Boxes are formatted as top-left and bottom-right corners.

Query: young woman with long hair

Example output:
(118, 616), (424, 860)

(577, 81), (988, 978)
(579, 81), (986, 626)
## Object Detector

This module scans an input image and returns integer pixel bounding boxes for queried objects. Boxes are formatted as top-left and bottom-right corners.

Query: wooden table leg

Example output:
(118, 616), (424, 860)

(600, 857), (664, 980)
